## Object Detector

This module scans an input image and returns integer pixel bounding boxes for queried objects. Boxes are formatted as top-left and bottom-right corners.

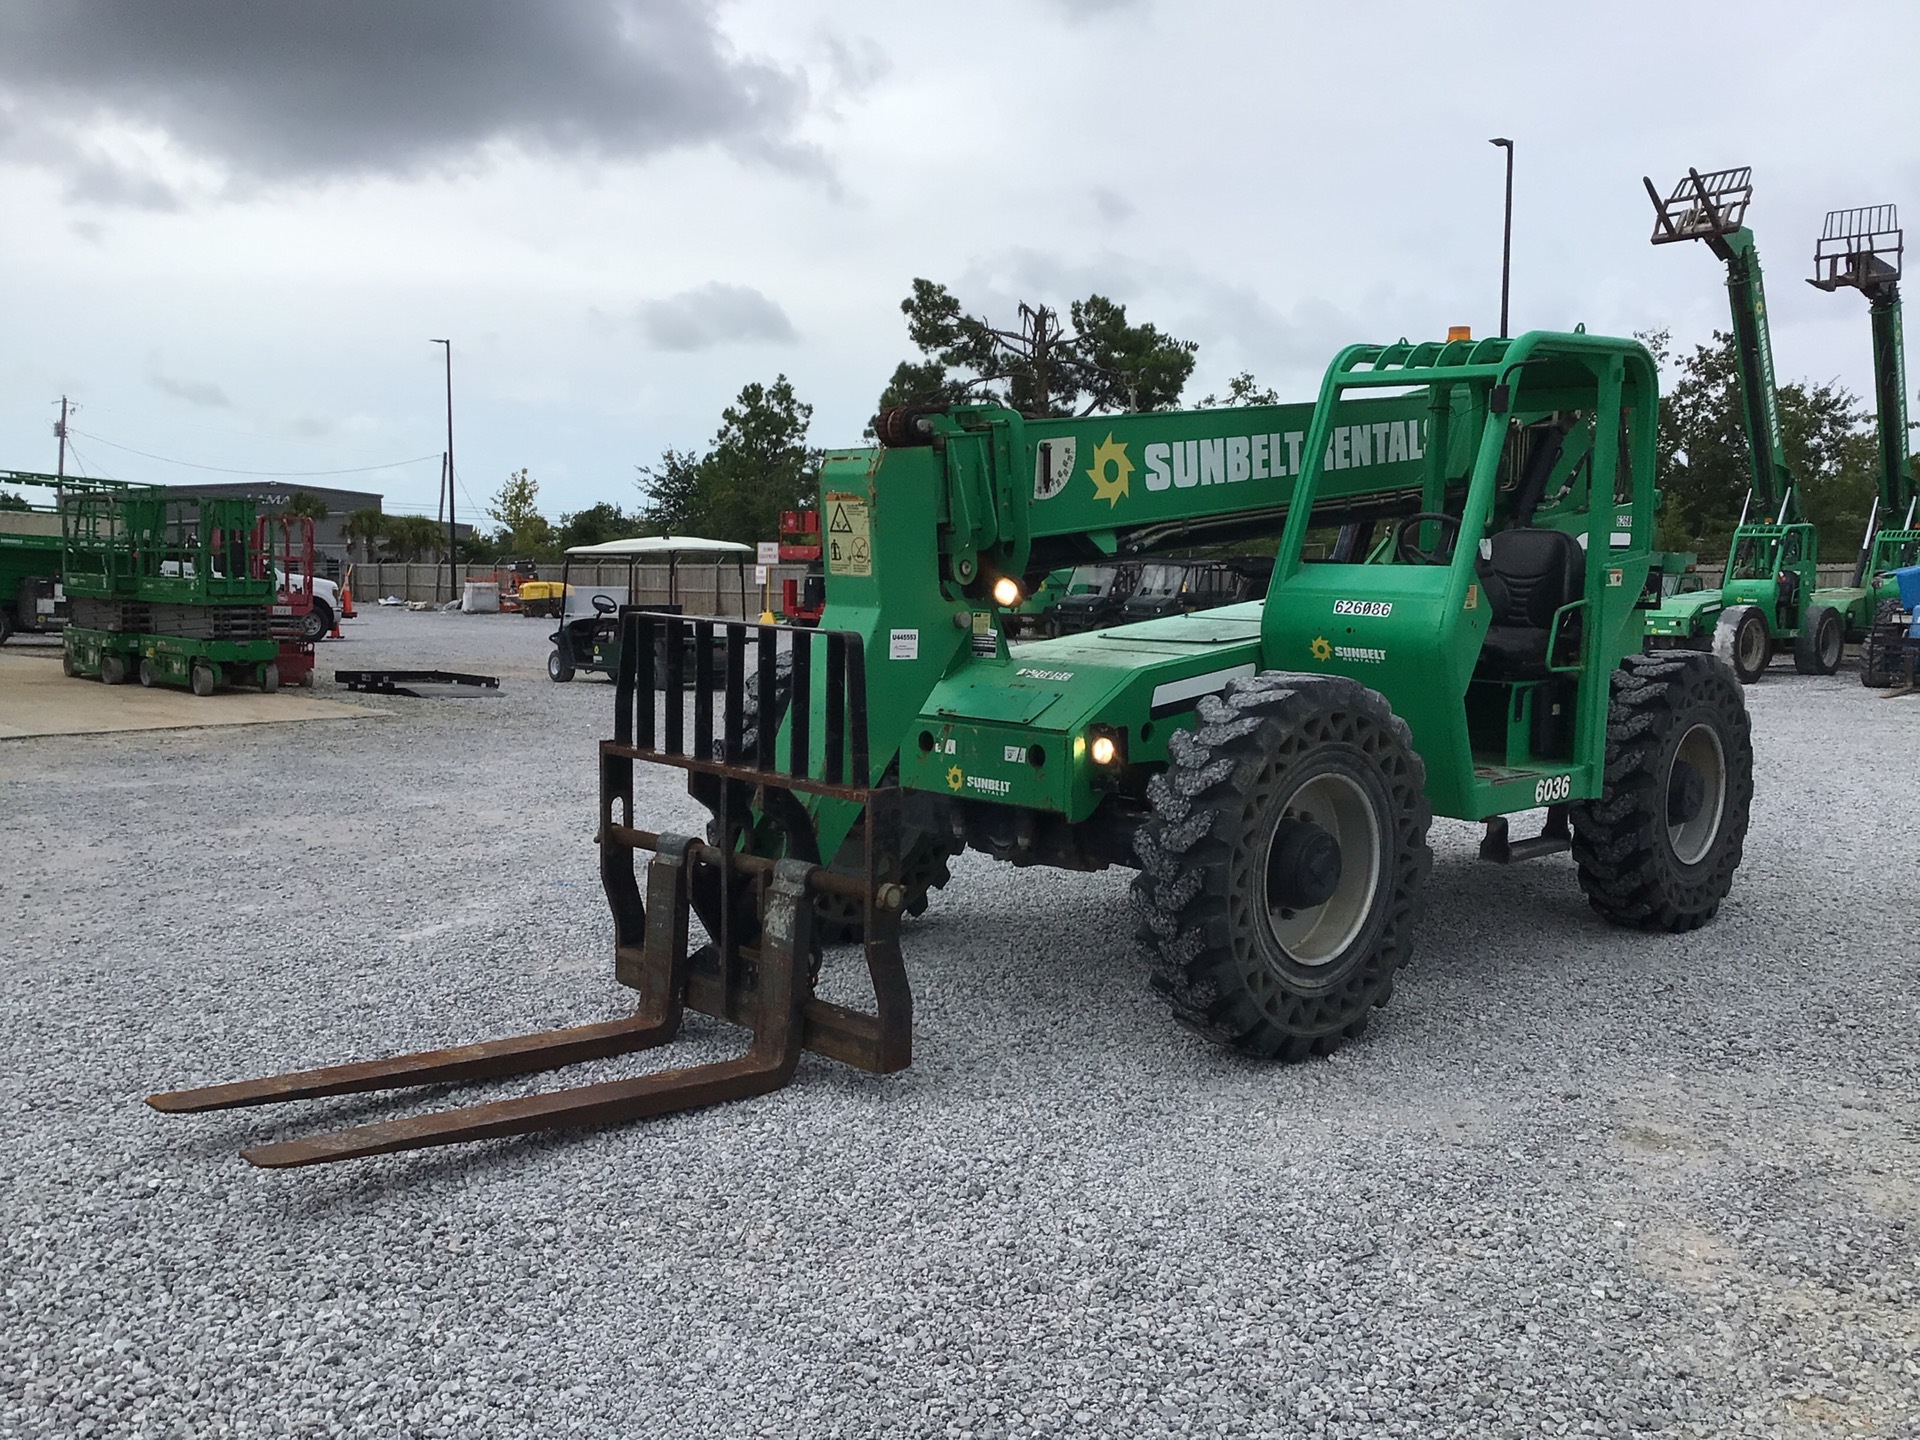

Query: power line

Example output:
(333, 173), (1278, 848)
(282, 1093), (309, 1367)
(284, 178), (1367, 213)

(67, 427), (443, 478)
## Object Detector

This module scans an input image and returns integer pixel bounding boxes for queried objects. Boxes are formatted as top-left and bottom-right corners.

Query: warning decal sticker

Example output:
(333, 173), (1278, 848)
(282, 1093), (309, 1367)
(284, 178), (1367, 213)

(825, 494), (871, 577)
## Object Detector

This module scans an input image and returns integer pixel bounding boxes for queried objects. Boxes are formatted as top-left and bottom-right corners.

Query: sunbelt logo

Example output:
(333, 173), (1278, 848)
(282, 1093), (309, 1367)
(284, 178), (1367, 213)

(1140, 420), (1426, 494)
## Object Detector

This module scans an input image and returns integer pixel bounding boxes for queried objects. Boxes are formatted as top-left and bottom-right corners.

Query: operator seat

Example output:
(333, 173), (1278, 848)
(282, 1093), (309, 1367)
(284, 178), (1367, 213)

(1474, 530), (1585, 679)
(1472, 418), (1584, 681)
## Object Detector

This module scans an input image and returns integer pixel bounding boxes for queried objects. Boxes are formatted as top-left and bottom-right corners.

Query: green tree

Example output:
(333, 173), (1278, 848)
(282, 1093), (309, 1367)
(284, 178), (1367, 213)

(344, 507), (387, 561)
(380, 514), (446, 561)
(285, 490), (329, 521)
(1645, 328), (1880, 556)
(556, 501), (646, 550)
(487, 468), (554, 555)
(872, 278), (1198, 421)
(1196, 371), (1282, 408)
(0, 489), (29, 511)
(636, 377), (818, 545)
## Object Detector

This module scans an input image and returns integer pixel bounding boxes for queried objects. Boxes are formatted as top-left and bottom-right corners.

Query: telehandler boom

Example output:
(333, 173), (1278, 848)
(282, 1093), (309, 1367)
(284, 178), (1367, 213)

(1804, 204), (1920, 684)
(152, 331), (1754, 1165)
(1638, 167), (1845, 682)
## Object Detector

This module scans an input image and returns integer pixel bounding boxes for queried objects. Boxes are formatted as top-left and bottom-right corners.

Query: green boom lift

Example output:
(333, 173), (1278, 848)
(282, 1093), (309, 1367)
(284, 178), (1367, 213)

(154, 329), (1755, 1166)
(1639, 166), (1845, 683)
(1804, 204), (1920, 685)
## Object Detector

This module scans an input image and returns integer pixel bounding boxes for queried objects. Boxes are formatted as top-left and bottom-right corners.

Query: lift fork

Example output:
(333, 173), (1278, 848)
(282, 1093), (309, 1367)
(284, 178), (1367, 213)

(149, 614), (912, 1168)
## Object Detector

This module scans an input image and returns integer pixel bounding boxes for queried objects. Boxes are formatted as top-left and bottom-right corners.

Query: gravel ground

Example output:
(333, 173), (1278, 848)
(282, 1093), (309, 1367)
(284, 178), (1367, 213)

(3, 607), (1918, 1439)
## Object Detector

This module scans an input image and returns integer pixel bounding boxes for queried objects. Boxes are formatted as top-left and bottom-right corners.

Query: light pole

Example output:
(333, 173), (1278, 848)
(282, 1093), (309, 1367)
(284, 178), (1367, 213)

(430, 339), (456, 603)
(1489, 138), (1514, 337)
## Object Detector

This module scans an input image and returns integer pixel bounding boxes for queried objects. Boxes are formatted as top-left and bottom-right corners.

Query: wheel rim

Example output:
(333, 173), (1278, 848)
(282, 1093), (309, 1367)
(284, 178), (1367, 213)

(1821, 618), (1842, 668)
(1667, 722), (1727, 867)
(1737, 618), (1767, 673)
(1259, 772), (1382, 966)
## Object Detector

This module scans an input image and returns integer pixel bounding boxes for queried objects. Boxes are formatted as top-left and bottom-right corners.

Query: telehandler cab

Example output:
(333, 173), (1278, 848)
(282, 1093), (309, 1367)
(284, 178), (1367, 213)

(152, 330), (1753, 1165)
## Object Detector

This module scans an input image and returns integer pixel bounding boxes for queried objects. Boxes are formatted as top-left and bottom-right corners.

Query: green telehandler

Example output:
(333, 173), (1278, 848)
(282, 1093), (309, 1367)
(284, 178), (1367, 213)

(1803, 204), (1920, 685)
(153, 329), (1755, 1166)
(1639, 167), (1846, 682)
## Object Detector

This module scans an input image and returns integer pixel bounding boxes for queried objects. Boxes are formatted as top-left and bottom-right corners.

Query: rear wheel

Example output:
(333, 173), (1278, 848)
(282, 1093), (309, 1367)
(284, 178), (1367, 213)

(1793, 604), (1843, 676)
(1861, 599), (1900, 687)
(190, 663), (215, 697)
(301, 602), (333, 642)
(1712, 604), (1770, 684)
(548, 648), (575, 683)
(137, 657), (156, 688)
(260, 663), (280, 694)
(1132, 672), (1432, 1058)
(1571, 654), (1752, 931)
(99, 653), (127, 686)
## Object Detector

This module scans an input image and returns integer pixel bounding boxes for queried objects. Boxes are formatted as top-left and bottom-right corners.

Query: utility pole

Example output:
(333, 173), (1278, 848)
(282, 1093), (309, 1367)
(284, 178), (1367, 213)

(1490, 138), (1515, 337)
(430, 339), (456, 603)
(53, 396), (71, 478)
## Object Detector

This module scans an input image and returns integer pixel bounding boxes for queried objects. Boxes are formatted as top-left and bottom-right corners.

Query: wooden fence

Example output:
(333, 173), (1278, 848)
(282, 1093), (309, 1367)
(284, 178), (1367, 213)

(342, 562), (810, 614)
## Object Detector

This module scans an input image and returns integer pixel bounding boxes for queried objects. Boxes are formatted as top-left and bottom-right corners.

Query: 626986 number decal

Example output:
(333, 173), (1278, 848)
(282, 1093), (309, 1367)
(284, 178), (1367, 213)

(1533, 774), (1571, 804)
(1332, 599), (1392, 617)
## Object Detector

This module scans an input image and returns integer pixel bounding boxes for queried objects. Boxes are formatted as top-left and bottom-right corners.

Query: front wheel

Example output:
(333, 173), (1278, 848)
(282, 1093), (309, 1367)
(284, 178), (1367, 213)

(190, 663), (215, 697)
(1712, 604), (1770, 684)
(548, 648), (575, 683)
(261, 663), (280, 694)
(301, 602), (333, 642)
(1571, 653), (1753, 932)
(1132, 672), (1433, 1059)
(137, 657), (156, 688)
(99, 653), (127, 686)
(1793, 604), (1843, 676)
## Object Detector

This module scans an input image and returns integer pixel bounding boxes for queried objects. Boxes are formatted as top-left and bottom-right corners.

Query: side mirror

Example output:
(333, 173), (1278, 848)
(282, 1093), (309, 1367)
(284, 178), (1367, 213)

(1489, 384), (1511, 415)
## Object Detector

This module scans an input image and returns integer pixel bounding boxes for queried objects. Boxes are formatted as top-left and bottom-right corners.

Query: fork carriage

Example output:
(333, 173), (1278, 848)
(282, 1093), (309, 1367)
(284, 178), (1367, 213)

(150, 611), (914, 1167)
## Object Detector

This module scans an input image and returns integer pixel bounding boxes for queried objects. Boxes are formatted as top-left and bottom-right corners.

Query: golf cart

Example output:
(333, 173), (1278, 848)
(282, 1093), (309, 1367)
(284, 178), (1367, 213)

(546, 536), (752, 684)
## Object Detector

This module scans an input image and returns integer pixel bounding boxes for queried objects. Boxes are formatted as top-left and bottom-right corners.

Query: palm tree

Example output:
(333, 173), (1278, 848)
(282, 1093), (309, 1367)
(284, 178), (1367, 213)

(345, 508), (387, 563)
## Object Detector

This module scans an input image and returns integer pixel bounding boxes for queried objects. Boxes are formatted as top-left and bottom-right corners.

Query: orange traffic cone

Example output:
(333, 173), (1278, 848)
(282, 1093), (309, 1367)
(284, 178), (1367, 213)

(340, 585), (356, 619)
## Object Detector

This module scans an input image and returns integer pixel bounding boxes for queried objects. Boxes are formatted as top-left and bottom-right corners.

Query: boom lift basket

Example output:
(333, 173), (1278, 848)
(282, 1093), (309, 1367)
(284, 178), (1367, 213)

(148, 610), (912, 1166)
(1809, 205), (1903, 292)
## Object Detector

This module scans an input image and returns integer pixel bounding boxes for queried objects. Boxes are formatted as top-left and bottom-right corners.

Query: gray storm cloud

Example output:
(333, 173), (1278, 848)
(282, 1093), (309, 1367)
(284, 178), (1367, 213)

(0, 0), (818, 201)
(638, 282), (798, 352)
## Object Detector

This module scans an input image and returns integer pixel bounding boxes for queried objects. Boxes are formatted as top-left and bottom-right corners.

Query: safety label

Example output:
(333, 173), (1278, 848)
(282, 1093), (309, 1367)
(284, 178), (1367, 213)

(825, 494), (872, 577)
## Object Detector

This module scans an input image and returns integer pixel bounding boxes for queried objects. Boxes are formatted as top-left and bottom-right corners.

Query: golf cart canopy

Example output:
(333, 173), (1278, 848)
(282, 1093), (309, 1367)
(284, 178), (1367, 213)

(562, 537), (753, 559)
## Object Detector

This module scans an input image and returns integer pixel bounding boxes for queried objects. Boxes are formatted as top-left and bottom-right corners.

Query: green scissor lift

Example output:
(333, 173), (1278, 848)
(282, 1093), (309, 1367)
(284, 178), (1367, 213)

(1803, 203), (1920, 684)
(62, 486), (281, 695)
(1639, 167), (1845, 682)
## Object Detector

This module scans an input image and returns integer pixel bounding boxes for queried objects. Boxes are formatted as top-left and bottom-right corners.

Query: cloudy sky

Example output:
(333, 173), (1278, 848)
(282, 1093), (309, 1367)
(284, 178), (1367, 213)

(4, 0), (1919, 523)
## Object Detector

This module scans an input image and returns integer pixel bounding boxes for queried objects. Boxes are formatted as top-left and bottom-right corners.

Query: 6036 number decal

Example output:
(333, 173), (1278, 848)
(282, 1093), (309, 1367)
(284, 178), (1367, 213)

(1533, 774), (1572, 804)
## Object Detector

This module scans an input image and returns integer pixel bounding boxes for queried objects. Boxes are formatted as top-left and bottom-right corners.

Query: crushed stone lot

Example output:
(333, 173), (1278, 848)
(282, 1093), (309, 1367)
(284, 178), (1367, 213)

(3, 607), (1918, 1439)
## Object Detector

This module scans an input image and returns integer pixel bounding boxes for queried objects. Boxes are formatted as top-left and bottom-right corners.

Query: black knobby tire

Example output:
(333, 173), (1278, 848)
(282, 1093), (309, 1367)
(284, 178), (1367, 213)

(1131, 672), (1432, 1059)
(1793, 604), (1843, 676)
(1570, 653), (1752, 932)
(1711, 603), (1770, 684)
(1861, 599), (1900, 687)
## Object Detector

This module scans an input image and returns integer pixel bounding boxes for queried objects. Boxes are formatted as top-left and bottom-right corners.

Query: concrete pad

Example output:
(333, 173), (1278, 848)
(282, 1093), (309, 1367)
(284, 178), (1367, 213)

(0, 646), (383, 739)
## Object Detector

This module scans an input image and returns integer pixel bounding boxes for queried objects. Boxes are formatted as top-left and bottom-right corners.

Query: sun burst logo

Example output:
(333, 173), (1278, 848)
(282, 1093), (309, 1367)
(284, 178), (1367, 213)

(945, 764), (964, 792)
(1310, 635), (1333, 661)
(1086, 434), (1133, 507)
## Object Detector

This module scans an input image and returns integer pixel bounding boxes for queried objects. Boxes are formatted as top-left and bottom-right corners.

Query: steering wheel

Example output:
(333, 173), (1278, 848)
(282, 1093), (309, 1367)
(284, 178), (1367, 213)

(1393, 511), (1462, 566)
(591, 593), (618, 615)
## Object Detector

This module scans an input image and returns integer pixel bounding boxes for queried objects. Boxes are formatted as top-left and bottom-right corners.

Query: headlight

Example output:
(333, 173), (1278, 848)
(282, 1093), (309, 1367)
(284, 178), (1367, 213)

(1086, 725), (1124, 767)
(1089, 734), (1117, 766)
(991, 576), (1022, 608)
